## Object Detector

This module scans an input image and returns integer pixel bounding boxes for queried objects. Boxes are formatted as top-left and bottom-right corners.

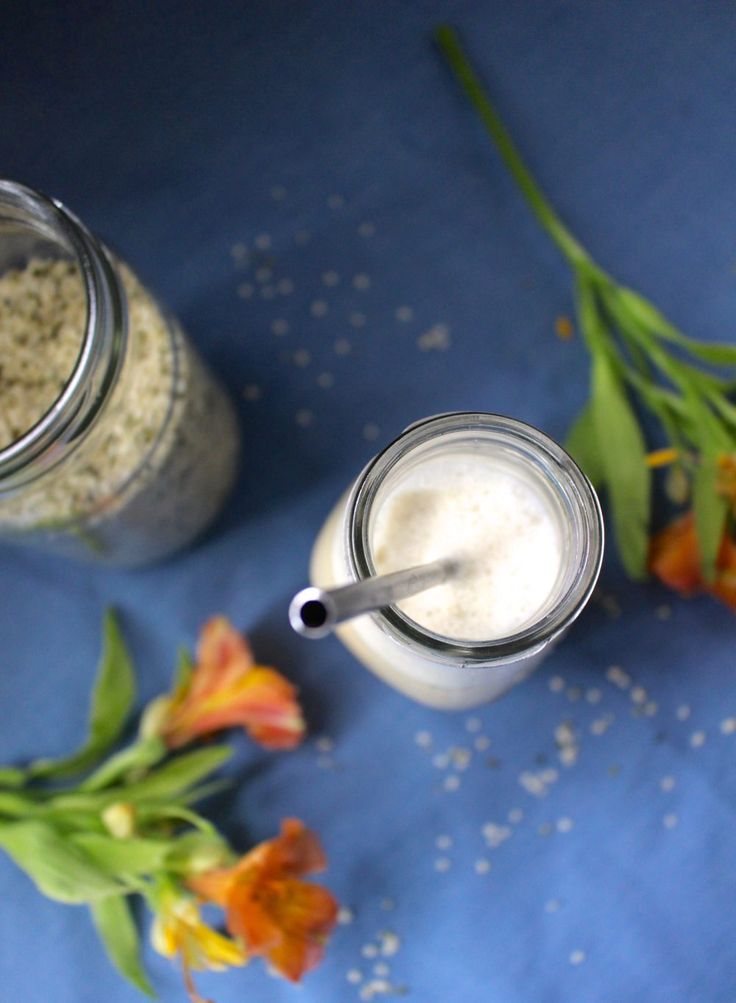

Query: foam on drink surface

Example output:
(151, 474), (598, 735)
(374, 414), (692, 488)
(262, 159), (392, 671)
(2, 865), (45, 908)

(370, 452), (563, 641)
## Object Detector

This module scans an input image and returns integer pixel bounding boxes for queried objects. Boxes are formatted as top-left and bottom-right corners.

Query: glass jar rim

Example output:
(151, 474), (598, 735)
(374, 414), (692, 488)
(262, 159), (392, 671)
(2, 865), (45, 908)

(0, 180), (125, 488)
(346, 411), (604, 664)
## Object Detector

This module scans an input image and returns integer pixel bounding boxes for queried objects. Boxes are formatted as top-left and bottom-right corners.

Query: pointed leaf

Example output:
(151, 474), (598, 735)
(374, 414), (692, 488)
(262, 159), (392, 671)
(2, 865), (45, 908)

(575, 274), (650, 579)
(120, 746), (232, 805)
(0, 820), (124, 903)
(615, 286), (736, 367)
(565, 403), (604, 487)
(71, 833), (171, 877)
(0, 790), (39, 817)
(134, 779), (231, 821)
(0, 767), (27, 789)
(80, 737), (167, 793)
(91, 895), (156, 997)
(591, 350), (650, 579)
(681, 384), (733, 454)
(29, 610), (135, 780)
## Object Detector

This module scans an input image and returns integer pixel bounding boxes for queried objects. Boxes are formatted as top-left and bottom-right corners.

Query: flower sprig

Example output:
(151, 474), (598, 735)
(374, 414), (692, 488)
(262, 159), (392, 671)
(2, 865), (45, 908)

(435, 25), (736, 606)
(0, 612), (338, 1001)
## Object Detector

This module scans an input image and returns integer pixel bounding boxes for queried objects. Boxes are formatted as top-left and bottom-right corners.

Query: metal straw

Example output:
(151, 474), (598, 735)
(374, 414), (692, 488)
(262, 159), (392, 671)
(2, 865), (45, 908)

(289, 558), (459, 639)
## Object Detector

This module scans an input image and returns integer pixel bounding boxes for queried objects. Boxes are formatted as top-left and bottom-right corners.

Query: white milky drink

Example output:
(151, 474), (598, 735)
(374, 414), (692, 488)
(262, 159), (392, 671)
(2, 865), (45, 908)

(310, 413), (603, 709)
(371, 453), (563, 641)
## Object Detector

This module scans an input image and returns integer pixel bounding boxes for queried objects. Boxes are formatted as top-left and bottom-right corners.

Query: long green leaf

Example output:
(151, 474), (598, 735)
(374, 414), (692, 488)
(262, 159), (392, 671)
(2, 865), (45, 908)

(681, 384), (734, 454)
(91, 895), (156, 998)
(0, 766), (27, 789)
(608, 288), (735, 456)
(614, 286), (736, 367)
(0, 790), (42, 818)
(134, 779), (232, 821)
(575, 276), (650, 577)
(565, 403), (604, 487)
(709, 393), (736, 433)
(147, 806), (217, 835)
(71, 833), (171, 877)
(591, 350), (651, 579)
(0, 820), (124, 903)
(29, 609), (136, 780)
(40, 747), (231, 820)
(80, 737), (167, 793)
(575, 271), (610, 355)
(114, 746), (232, 805)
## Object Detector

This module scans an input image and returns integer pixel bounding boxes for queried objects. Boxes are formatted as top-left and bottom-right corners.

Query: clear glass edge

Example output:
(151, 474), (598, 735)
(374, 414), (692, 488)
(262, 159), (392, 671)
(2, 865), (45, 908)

(345, 411), (604, 666)
(0, 180), (126, 488)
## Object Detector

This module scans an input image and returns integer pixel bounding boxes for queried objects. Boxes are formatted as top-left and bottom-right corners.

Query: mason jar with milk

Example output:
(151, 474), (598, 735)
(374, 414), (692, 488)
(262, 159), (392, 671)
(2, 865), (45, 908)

(303, 413), (603, 710)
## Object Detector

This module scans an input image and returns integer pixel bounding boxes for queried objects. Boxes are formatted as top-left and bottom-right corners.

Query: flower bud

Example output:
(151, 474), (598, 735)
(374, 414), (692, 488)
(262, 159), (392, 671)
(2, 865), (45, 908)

(139, 695), (174, 739)
(102, 801), (137, 839)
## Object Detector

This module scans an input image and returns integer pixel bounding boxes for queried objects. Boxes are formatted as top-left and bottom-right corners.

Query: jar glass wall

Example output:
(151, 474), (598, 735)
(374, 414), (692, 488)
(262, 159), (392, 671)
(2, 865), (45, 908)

(310, 413), (603, 709)
(0, 181), (240, 566)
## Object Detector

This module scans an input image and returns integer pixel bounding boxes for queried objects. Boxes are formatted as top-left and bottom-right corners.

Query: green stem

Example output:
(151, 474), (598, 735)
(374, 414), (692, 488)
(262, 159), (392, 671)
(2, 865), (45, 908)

(434, 24), (595, 272)
(79, 737), (166, 793)
(0, 790), (42, 818)
(138, 805), (217, 836)
(0, 767), (27, 790)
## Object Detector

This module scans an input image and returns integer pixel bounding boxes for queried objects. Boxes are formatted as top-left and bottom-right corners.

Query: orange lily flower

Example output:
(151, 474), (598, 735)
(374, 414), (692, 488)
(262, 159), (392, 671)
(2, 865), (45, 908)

(649, 512), (736, 610)
(157, 617), (305, 750)
(188, 818), (339, 983)
(151, 885), (247, 1003)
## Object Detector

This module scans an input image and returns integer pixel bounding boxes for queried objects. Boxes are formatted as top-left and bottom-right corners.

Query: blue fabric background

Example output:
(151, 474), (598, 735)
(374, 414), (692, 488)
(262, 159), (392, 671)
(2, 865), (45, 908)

(1, 2), (736, 1000)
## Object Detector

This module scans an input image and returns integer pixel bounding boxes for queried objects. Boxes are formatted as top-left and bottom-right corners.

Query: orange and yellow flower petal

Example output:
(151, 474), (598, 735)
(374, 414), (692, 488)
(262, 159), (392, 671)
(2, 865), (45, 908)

(189, 819), (327, 905)
(188, 921), (247, 971)
(188, 819), (338, 984)
(649, 511), (736, 611)
(151, 889), (248, 1003)
(154, 617), (306, 750)
(151, 896), (246, 971)
(164, 666), (304, 749)
(226, 877), (337, 982)
(256, 817), (328, 877)
(191, 616), (255, 699)
(646, 447), (679, 469)
(649, 513), (702, 595)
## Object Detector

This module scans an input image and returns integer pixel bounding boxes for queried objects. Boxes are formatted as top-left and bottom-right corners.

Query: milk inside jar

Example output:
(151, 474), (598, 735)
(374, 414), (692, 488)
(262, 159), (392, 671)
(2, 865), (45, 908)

(310, 413), (603, 709)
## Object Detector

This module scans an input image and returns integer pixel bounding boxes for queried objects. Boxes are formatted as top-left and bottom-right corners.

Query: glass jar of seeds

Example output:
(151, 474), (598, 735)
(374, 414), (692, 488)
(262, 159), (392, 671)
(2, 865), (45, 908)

(0, 180), (240, 566)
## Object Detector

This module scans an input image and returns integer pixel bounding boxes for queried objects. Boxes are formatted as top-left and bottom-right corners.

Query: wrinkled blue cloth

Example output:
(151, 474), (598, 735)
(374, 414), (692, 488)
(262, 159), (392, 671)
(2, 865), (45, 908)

(2, 2), (736, 1001)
